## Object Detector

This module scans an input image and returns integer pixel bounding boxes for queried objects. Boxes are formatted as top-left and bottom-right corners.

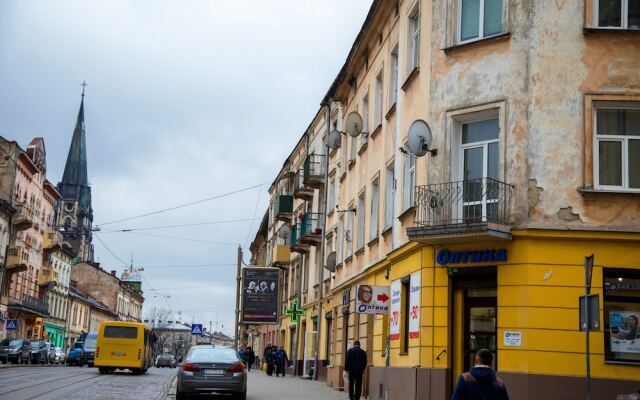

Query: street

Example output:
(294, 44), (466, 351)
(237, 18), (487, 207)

(0, 365), (174, 400)
(0, 365), (348, 400)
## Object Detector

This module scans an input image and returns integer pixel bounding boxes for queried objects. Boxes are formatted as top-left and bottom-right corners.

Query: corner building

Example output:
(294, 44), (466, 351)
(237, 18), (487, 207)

(314, 0), (640, 398)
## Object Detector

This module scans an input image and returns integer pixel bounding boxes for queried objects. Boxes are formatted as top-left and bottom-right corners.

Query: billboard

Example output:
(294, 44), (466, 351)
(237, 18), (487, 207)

(355, 285), (390, 314)
(241, 267), (280, 324)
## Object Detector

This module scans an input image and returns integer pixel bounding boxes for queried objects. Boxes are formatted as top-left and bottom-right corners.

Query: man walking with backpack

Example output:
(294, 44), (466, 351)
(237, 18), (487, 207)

(451, 348), (509, 400)
(344, 341), (367, 400)
(274, 346), (289, 377)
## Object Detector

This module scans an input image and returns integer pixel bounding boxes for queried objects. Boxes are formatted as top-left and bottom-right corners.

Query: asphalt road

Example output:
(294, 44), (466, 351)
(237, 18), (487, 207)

(0, 365), (175, 400)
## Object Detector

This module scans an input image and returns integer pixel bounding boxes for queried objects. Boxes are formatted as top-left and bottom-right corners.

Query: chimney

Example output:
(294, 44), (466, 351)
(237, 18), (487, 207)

(110, 270), (116, 277)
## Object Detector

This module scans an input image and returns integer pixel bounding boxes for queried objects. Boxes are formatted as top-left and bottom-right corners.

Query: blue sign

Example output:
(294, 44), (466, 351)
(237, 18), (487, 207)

(5, 319), (17, 330)
(191, 324), (203, 335)
(436, 249), (507, 266)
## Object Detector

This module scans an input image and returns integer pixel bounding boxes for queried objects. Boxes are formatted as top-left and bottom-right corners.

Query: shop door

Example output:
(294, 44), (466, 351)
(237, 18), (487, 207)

(464, 289), (497, 371)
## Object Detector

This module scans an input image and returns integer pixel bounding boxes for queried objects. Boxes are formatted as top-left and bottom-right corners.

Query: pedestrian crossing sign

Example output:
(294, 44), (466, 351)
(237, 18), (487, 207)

(5, 319), (17, 330)
(191, 324), (203, 335)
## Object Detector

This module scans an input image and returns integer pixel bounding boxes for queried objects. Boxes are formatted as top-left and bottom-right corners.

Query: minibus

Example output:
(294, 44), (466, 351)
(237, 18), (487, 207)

(95, 321), (155, 374)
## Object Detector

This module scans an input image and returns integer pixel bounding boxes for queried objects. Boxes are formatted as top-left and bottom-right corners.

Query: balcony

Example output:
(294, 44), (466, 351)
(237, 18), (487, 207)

(12, 205), (33, 231)
(407, 178), (515, 244)
(303, 154), (325, 189)
(273, 244), (291, 265)
(39, 267), (57, 286)
(293, 170), (314, 200)
(290, 222), (309, 254)
(7, 246), (29, 273)
(274, 195), (293, 222)
(299, 212), (323, 246)
(43, 229), (63, 250)
(7, 294), (49, 317)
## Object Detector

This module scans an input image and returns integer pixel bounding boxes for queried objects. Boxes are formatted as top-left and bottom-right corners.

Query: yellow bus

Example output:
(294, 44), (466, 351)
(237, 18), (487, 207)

(95, 321), (155, 375)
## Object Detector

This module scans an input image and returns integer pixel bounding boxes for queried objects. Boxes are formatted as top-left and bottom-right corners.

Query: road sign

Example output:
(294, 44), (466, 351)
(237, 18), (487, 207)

(191, 324), (203, 335)
(579, 294), (600, 331)
(5, 319), (17, 330)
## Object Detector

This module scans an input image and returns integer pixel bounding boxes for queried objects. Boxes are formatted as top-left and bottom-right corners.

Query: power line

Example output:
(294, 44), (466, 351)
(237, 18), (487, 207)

(153, 284), (233, 290)
(98, 218), (261, 233)
(243, 184), (264, 249)
(97, 183), (267, 226)
(138, 263), (236, 269)
(117, 231), (236, 246)
(93, 233), (128, 266)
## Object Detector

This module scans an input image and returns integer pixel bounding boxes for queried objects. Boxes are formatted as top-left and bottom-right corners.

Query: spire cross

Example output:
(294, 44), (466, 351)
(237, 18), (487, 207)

(81, 81), (87, 97)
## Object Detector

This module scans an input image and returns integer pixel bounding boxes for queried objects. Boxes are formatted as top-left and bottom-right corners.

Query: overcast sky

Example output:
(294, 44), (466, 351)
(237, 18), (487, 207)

(0, 0), (372, 335)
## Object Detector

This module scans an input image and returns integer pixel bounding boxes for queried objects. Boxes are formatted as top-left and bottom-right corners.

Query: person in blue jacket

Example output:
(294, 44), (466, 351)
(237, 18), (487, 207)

(451, 349), (509, 400)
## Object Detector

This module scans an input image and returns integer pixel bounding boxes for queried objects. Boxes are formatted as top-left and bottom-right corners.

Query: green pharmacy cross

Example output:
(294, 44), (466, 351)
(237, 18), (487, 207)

(285, 301), (304, 322)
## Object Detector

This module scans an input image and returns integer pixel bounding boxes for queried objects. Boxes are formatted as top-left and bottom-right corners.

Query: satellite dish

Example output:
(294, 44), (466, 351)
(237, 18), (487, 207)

(345, 112), (364, 137)
(328, 129), (342, 150)
(277, 224), (291, 239)
(407, 119), (436, 157)
(325, 251), (337, 272)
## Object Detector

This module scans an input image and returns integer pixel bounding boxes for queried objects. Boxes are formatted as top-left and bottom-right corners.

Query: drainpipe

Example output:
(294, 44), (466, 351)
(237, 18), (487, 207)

(312, 101), (331, 381)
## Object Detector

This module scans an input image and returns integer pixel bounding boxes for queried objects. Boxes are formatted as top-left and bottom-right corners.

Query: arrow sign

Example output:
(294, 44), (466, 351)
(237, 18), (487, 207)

(191, 324), (203, 335)
(377, 292), (389, 303)
(5, 319), (17, 330)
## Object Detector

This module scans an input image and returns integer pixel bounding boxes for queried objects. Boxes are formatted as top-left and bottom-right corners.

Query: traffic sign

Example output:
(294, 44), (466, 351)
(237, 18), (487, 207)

(5, 319), (17, 330)
(191, 324), (203, 335)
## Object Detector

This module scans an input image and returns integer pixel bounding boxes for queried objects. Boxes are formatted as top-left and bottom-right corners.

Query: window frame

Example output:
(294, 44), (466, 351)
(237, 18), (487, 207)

(457, 0), (505, 45)
(402, 152), (416, 211)
(356, 190), (366, 251)
(594, 0), (638, 29)
(374, 70), (384, 128)
(389, 44), (399, 107)
(384, 161), (395, 230)
(407, 4), (420, 73)
(370, 175), (380, 242)
(603, 268), (640, 365)
(593, 103), (640, 192)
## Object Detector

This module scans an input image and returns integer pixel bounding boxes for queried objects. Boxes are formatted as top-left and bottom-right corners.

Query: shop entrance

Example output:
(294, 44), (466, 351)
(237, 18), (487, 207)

(452, 267), (497, 380)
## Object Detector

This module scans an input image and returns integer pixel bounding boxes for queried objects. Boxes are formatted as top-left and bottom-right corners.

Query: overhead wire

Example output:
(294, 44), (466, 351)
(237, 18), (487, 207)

(116, 231), (236, 246)
(243, 184), (264, 250)
(98, 218), (261, 233)
(137, 263), (236, 269)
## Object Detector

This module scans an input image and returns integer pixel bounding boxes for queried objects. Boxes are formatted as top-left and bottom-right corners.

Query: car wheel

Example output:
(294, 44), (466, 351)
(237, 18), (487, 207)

(176, 391), (188, 400)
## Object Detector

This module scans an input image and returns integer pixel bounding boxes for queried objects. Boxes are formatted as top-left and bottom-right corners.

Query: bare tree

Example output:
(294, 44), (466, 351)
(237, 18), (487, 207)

(144, 307), (172, 356)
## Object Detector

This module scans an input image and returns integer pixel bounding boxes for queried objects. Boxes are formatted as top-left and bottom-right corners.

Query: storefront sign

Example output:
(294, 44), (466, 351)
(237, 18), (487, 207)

(409, 272), (421, 338)
(436, 249), (507, 266)
(609, 311), (640, 354)
(241, 267), (280, 324)
(389, 280), (401, 340)
(355, 285), (390, 314)
(503, 331), (522, 346)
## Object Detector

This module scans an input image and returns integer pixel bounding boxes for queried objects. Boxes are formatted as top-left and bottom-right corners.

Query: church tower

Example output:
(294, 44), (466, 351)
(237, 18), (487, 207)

(56, 83), (94, 262)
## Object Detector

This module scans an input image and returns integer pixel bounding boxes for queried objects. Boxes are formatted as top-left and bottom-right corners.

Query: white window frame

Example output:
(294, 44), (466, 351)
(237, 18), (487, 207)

(346, 202), (354, 257)
(374, 71), (383, 127)
(356, 190), (366, 250)
(328, 178), (336, 212)
(389, 45), (399, 106)
(403, 153), (416, 211)
(593, 104), (640, 192)
(595, 0), (636, 29)
(337, 216), (344, 263)
(384, 162), (395, 229)
(408, 5), (420, 72)
(370, 176), (379, 241)
(457, 0), (504, 44)
(360, 94), (370, 149)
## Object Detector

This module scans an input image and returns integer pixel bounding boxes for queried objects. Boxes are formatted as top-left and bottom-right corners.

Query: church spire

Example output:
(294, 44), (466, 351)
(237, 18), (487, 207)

(61, 82), (88, 186)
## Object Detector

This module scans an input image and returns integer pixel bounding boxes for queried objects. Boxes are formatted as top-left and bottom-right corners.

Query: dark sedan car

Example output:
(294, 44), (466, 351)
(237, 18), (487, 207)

(177, 346), (247, 400)
(30, 340), (48, 364)
(0, 339), (31, 364)
(156, 354), (176, 368)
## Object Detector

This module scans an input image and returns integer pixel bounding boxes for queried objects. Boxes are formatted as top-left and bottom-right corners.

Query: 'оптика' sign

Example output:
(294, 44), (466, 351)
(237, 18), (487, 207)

(436, 249), (507, 266)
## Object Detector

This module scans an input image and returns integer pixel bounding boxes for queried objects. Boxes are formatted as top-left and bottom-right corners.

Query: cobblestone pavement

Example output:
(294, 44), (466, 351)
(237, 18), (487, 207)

(0, 364), (175, 400)
(164, 369), (350, 400)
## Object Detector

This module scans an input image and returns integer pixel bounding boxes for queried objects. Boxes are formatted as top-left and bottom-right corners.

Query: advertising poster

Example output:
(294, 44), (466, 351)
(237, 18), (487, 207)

(609, 311), (640, 354)
(241, 267), (280, 324)
(355, 285), (390, 314)
(389, 280), (401, 340)
(409, 271), (421, 338)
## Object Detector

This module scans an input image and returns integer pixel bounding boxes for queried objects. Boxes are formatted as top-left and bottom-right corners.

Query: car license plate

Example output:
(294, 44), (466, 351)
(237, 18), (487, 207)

(204, 369), (224, 376)
(112, 352), (126, 356)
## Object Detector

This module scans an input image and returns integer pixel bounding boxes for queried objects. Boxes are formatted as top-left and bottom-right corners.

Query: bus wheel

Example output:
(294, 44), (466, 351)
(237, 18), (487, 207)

(98, 367), (109, 374)
(132, 368), (142, 375)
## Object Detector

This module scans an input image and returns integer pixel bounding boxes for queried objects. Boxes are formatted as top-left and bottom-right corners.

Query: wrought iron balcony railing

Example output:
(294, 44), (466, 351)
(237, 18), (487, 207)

(303, 154), (325, 188)
(300, 212), (323, 239)
(8, 294), (49, 316)
(414, 178), (514, 227)
(293, 170), (314, 200)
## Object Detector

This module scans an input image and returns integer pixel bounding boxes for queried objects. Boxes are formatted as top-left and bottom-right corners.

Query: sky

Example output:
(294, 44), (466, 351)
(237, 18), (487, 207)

(0, 0), (372, 336)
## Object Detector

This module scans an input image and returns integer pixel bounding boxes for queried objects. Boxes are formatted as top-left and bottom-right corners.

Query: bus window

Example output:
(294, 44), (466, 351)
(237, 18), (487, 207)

(104, 326), (138, 339)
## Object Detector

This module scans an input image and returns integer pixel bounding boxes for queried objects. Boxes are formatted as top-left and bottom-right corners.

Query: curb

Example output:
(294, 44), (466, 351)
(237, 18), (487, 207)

(160, 375), (177, 400)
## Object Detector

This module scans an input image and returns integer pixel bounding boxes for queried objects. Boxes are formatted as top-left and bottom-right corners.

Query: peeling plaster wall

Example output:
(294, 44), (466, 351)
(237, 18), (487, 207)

(430, 0), (640, 231)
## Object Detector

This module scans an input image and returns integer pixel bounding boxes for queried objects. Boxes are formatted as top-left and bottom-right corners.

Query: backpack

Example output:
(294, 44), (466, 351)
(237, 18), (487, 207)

(462, 372), (506, 400)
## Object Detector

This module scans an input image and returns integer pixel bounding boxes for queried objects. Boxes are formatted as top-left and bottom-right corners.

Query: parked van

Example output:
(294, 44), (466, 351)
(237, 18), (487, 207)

(79, 332), (98, 367)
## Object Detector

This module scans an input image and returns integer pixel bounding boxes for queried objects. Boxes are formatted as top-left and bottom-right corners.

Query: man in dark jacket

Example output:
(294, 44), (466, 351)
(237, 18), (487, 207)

(344, 341), (367, 400)
(451, 349), (509, 400)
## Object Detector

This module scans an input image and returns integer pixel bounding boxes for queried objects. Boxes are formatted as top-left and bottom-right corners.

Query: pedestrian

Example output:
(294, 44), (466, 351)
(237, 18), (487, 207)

(451, 348), (509, 400)
(246, 346), (255, 372)
(238, 346), (247, 366)
(264, 344), (275, 376)
(274, 346), (288, 377)
(344, 340), (367, 400)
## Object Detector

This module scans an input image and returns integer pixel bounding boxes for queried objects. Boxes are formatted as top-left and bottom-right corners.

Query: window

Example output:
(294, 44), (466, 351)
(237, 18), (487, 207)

(360, 95), (369, 149)
(374, 72), (383, 127)
(389, 45), (399, 106)
(459, 0), (503, 43)
(408, 8), (420, 71)
(401, 277), (410, 353)
(104, 326), (138, 339)
(370, 178), (379, 241)
(350, 135), (357, 162)
(337, 216), (344, 263)
(403, 153), (416, 211)
(357, 192), (365, 250)
(328, 178), (336, 212)
(325, 313), (333, 365)
(604, 269), (640, 364)
(346, 205), (354, 257)
(597, 0), (640, 29)
(595, 106), (640, 191)
(385, 163), (395, 229)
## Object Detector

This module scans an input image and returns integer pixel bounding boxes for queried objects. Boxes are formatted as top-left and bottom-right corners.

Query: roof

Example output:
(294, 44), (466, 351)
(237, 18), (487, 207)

(61, 94), (88, 187)
(69, 286), (118, 318)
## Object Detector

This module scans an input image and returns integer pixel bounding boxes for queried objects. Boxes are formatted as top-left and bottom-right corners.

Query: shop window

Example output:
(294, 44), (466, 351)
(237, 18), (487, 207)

(604, 269), (640, 364)
(594, 105), (640, 191)
(596, 0), (640, 29)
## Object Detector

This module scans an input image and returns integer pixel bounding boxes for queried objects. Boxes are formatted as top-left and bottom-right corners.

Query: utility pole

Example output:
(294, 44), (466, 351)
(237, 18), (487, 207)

(313, 101), (331, 381)
(235, 245), (243, 350)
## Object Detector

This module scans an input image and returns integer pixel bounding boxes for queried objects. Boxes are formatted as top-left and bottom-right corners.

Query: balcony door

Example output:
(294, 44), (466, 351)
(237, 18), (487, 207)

(460, 118), (500, 223)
